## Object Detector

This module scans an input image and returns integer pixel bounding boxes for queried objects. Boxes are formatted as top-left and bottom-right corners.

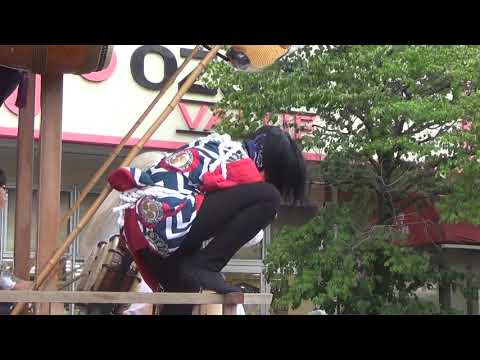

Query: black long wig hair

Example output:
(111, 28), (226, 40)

(244, 126), (306, 204)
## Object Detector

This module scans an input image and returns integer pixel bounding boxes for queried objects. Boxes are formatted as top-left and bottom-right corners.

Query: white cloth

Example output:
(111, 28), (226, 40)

(243, 230), (264, 248)
(122, 280), (153, 315)
(309, 309), (327, 315)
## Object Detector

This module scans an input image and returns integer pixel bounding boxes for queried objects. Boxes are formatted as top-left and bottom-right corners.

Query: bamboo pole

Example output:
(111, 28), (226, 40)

(10, 45), (222, 315)
(59, 45), (202, 228)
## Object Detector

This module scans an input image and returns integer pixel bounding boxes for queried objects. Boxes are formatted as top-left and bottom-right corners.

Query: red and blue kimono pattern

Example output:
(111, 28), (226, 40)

(108, 134), (264, 290)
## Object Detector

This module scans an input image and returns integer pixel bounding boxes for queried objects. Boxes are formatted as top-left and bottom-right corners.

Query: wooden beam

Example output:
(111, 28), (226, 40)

(35, 72), (64, 315)
(191, 305), (201, 315)
(242, 293), (273, 305)
(14, 73), (35, 280)
(224, 292), (244, 305)
(0, 291), (272, 305)
(222, 304), (238, 315)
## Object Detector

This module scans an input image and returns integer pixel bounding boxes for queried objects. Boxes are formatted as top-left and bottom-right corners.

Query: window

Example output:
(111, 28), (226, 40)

(2, 188), (71, 259)
(78, 191), (104, 260)
(232, 237), (263, 260)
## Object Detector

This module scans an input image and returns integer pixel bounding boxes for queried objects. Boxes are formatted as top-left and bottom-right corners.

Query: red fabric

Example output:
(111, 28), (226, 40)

(108, 167), (137, 192)
(130, 249), (160, 292)
(194, 193), (205, 211)
(202, 158), (264, 192)
(123, 208), (159, 291)
(124, 208), (149, 253)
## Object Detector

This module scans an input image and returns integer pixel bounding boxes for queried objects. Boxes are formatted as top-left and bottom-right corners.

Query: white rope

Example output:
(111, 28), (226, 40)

(193, 133), (248, 180)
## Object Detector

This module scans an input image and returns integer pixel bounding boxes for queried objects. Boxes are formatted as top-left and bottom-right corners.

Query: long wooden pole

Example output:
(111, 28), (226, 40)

(14, 73), (36, 280)
(59, 45), (202, 228)
(10, 45), (222, 315)
(35, 72), (64, 315)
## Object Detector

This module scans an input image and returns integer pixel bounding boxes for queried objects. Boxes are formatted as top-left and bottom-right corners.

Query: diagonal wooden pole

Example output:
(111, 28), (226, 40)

(59, 45), (202, 228)
(10, 45), (222, 315)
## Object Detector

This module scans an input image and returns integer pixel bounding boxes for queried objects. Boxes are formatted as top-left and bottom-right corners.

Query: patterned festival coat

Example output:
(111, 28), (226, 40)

(108, 134), (264, 290)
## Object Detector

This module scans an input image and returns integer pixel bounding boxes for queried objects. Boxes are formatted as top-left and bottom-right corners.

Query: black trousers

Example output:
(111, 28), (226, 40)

(143, 182), (281, 315)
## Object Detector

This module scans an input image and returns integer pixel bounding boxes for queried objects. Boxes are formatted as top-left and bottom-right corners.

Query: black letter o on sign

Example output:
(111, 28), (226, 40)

(130, 45), (178, 90)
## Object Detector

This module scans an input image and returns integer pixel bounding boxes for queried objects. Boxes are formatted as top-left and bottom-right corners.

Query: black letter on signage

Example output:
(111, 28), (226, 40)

(131, 45), (177, 91)
(178, 48), (217, 96)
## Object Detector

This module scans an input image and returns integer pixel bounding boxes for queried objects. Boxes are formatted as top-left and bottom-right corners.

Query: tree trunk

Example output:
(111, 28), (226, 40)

(377, 193), (394, 225)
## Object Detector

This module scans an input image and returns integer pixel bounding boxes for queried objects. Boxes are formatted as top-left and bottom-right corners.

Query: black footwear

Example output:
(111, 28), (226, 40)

(179, 261), (241, 294)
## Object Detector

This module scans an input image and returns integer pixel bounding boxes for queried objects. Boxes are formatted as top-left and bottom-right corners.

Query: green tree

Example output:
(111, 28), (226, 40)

(265, 203), (480, 314)
(203, 45), (480, 314)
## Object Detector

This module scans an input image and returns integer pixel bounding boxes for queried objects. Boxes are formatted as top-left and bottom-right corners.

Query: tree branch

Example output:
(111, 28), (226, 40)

(367, 156), (381, 175)
(419, 79), (451, 97)
(415, 122), (457, 144)
(345, 105), (373, 135)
